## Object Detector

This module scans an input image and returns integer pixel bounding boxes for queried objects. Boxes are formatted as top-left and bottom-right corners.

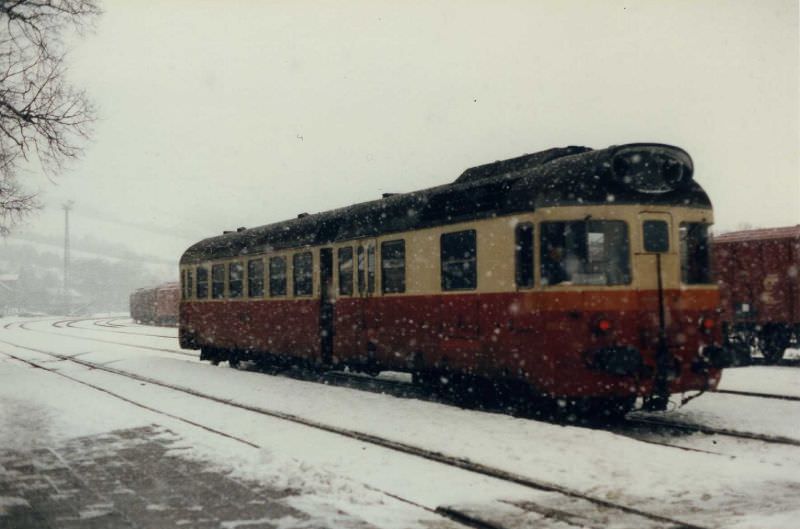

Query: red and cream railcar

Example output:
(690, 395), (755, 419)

(179, 143), (732, 413)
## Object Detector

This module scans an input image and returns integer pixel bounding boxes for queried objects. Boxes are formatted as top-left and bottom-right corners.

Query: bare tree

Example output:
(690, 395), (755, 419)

(0, 0), (100, 235)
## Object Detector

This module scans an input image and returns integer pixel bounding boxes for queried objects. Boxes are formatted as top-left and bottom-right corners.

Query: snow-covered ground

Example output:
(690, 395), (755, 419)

(2, 316), (799, 528)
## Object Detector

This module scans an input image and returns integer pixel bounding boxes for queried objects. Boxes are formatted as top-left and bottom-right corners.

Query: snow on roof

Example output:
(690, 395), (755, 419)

(713, 225), (800, 244)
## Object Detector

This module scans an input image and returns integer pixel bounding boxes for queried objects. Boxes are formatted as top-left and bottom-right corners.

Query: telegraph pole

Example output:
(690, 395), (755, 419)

(62, 201), (74, 315)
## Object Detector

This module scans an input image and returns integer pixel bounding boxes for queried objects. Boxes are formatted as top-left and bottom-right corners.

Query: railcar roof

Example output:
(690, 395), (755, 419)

(713, 225), (800, 244)
(180, 143), (712, 264)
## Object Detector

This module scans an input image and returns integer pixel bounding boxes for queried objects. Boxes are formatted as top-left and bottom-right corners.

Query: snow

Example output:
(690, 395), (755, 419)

(719, 364), (800, 398)
(2, 316), (800, 528)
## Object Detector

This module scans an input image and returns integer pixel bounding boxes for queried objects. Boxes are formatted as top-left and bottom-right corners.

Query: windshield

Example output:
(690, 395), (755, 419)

(541, 220), (631, 286)
(680, 222), (713, 284)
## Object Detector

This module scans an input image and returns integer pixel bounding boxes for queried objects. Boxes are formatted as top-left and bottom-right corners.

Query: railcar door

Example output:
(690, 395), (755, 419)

(637, 211), (676, 409)
(357, 240), (378, 365)
(319, 248), (335, 365)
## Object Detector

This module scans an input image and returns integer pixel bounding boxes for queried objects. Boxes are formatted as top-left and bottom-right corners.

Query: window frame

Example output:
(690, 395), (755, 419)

(186, 269), (193, 300)
(357, 246), (366, 295)
(643, 220), (670, 253)
(293, 251), (313, 297)
(247, 258), (265, 298)
(515, 222), (535, 288)
(540, 220), (631, 287)
(680, 222), (713, 285)
(196, 266), (209, 299)
(269, 256), (287, 297)
(440, 229), (478, 291)
(338, 246), (354, 296)
(367, 245), (376, 294)
(211, 264), (225, 299)
(228, 261), (244, 299)
(381, 239), (406, 294)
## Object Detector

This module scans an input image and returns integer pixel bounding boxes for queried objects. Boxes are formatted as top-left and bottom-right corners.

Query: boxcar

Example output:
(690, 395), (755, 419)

(179, 143), (734, 414)
(130, 282), (180, 327)
(713, 226), (800, 363)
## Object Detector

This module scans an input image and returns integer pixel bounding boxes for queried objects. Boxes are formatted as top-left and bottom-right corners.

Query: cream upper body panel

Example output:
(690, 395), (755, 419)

(180, 204), (715, 301)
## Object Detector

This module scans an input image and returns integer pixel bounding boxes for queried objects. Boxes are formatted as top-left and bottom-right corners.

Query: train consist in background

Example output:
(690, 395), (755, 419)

(129, 282), (179, 326)
(714, 225), (800, 363)
(177, 143), (734, 415)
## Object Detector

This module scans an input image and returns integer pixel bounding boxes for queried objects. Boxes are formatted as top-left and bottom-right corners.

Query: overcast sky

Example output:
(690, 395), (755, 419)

(7, 0), (799, 276)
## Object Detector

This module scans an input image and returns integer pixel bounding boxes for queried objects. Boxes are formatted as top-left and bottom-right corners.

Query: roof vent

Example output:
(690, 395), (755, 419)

(223, 230), (233, 235)
(382, 193), (398, 198)
(455, 146), (591, 184)
(237, 226), (247, 232)
(297, 212), (309, 218)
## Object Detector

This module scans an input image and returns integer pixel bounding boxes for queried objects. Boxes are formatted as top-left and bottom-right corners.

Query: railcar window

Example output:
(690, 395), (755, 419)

(540, 221), (630, 286)
(367, 245), (376, 293)
(381, 240), (406, 293)
(196, 267), (209, 299)
(269, 256), (287, 296)
(515, 223), (534, 288)
(357, 246), (366, 295)
(293, 252), (313, 297)
(643, 220), (670, 253)
(441, 230), (477, 291)
(680, 223), (712, 284)
(248, 259), (264, 297)
(212, 264), (225, 298)
(187, 269), (193, 300)
(180, 270), (186, 299)
(338, 247), (354, 296)
(229, 262), (243, 298)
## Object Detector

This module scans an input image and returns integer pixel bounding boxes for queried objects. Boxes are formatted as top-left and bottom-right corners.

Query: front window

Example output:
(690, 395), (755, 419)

(680, 222), (712, 284)
(540, 220), (630, 286)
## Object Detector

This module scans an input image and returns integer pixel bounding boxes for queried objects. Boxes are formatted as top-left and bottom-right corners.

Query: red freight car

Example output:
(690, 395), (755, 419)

(713, 226), (800, 363)
(130, 282), (179, 326)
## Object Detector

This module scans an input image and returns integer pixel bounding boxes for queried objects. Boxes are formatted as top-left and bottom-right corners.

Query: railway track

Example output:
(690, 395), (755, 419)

(714, 388), (800, 402)
(624, 415), (800, 448)
(8, 318), (800, 449)
(0, 337), (713, 529)
(5, 319), (197, 358)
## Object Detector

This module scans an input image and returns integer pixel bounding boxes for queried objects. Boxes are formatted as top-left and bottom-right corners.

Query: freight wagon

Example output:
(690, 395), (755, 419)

(714, 226), (800, 363)
(129, 282), (180, 326)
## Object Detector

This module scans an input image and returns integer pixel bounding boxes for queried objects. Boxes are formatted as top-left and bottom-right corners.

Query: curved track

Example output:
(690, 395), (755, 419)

(0, 328), (713, 529)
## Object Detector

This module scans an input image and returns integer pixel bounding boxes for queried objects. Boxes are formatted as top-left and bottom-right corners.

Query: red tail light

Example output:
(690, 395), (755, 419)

(701, 317), (715, 333)
(596, 319), (613, 333)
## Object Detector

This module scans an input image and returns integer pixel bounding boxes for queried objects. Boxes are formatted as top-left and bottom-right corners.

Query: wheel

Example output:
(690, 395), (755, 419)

(760, 325), (789, 364)
(228, 353), (241, 368)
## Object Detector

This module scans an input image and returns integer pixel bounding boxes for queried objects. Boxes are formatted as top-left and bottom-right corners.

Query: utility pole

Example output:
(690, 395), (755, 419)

(62, 201), (74, 315)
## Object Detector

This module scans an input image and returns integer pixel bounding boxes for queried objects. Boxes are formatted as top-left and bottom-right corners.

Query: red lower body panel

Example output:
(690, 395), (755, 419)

(180, 289), (722, 399)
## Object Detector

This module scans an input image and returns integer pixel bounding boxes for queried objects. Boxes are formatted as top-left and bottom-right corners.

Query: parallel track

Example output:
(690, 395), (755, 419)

(0, 348), (497, 529)
(0, 336), (712, 529)
(8, 318), (800, 448)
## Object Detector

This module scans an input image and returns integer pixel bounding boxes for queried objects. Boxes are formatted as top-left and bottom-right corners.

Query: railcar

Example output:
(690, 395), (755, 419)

(179, 143), (733, 414)
(713, 226), (800, 363)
